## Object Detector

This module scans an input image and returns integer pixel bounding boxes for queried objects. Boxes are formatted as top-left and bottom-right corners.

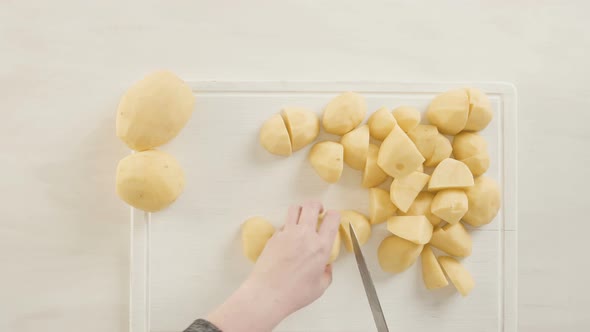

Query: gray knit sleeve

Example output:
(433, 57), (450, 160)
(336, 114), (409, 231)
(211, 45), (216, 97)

(183, 319), (222, 332)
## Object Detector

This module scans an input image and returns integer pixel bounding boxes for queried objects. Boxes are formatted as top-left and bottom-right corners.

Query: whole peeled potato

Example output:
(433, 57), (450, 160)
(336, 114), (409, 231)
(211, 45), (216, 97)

(116, 150), (185, 212)
(322, 92), (367, 135)
(117, 71), (195, 151)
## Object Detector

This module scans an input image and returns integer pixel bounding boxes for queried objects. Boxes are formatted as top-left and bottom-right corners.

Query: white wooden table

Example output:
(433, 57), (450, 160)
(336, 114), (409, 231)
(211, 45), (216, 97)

(1, 1), (589, 331)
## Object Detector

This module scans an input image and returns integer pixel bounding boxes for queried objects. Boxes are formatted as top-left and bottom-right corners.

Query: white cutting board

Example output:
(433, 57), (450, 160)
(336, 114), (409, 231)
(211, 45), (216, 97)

(130, 82), (517, 332)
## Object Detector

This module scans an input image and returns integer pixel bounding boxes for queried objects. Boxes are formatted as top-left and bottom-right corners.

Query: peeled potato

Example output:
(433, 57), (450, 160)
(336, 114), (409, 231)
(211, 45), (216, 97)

(116, 71), (195, 151)
(408, 125), (453, 168)
(392, 106), (421, 132)
(378, 235), (424, 273)
(377, 126), (425, 178)
(429, 222), (472, 257)
(461, 154), (490, 177)
(309, 141), (344, 183)
(282, 107), (320, 151)
(362, 144), (389, 188)
(429, 158), (474, 191)
(369, 188), (397, 225)
(390, 171), (430, 213)
(421, 245), (449, 290)
(116, 150), (185, 212)
(427, 89), (469, 135)
(322, 92), (367, 135)
(387, 216), (433, 244)
(339, 210), (371, 252)
(431, 189), (469, 224)
(401, 192), (442, 227)
(438, 256), (475, 296)
(463, 176), (501, 227)
(464, 88), (493, 131)
(368, 107), (396, 140)
(341, 125), (370, 170)
(241, 217), (275, 262)
(452, 132), (490, 176)
(260, 113), (292, 156)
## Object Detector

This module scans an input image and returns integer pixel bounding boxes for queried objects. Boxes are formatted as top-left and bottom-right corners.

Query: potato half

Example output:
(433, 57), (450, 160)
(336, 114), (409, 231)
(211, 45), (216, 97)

(341, 125), (370, 170)
(438, 256), (475, 296)
(392, 106), (421, 132)
(431, 189), (469, 224)
(421, 245), (449, 290)
(308, 141), (344, 183)
(362, 144), (389, 188)
(241, 217), (275, 262)
(322, 92), (367, 135)
(390, 171), (430, 213)
(377, 126), (425, 178)
(429, 222), (472, 257)
(378, 235), (424, 273)
(282, 107), (320, 151)
(463, 176), (501, 227)
(368, 107), (396, 140)
(116, 150), (185, 212)
(428, 158), (474, 191)
(116, 71), (195, 151)
(339, 210), (371, 252)
(369, 188), (397, 225)
(259, 113), (293, 156)
(427, 89), (469, 135)
(386, 215), (433, 245)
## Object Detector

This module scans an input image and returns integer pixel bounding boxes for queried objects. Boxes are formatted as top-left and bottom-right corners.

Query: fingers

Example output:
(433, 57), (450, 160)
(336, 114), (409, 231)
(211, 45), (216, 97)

(298, 201), (324, 229)
(318, 210), (341, 246)
(283, 205), (302, 229)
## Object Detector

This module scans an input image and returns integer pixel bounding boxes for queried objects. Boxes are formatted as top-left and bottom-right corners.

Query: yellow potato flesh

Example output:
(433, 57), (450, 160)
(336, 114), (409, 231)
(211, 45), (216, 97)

(116, 71), (195, 151)
(438, 256), (475, 296)
(377, 126), (425, 178)
(368, 107), (396, 140)
(429, 222), (472, 257)
(386, 215), (433, 245)
(322, 92), (367, 135)
(463, 176), (501, 227)
(259, 113), (293, 156)
(378, 235), (424, 273)
(427, 89), (469, 135)
(241, 217), (275, 262)
(431, 189), (469, 224)
(428, 158), (474, 191)
(369, 188), (397, 225)
(116, 150), (185, 212)
(282, 107), (320, 151)
(390, 171), (430, 213)
(421, 245), (449, 290)
(362, 144), (389, 188)
(460, 154), (490, 177)
(339, 210), (371, 252)
(464, 88), (493, 131)
(308, 141), (344, 183)
(452, 132), (488, 160)
(341, 125), (370, 170)
(401, 191), (442, 227)
(392, 106), (421, 132)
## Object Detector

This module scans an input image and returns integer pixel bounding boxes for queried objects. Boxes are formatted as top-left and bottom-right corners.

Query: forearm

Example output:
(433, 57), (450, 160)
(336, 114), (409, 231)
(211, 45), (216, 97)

(207, 279), (289, 332)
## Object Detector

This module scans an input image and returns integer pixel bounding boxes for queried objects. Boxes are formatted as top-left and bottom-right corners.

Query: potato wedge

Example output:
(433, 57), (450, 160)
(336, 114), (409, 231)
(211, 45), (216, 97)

(377, 126), (425, 178)
(241, 217), (275, 262)
(368, 107), (396, 140)
(362, 144), (389, 188)
(463, 176), (501, 227)
(369, 188), (397, 225)
(259, 113), (293, 156)
(378, 235), (424, 273)
(386, 215), (433, 244)
(429, 222), (472, 257)
(308, 141), (344, 183)
(322, 92), (367, 135)
(282, 107), (320, 151)
(464, 88), (493, 131)
(438, 256), (475, 296)
(390, 171), (430, 213)
(427, 89), (469, 135)
(392, 106), (421, 132)
(339, 210), (371, 252)
(401, 191), (442, 227)
(341, 125), (370, 170)
(431, 189), (468, 224)
(428, 158), (474, 191)
(421, 245), (449, 290)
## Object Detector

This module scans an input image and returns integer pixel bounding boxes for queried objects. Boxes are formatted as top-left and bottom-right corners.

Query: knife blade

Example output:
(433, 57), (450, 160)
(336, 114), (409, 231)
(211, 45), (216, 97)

(349, 223), (390, 332)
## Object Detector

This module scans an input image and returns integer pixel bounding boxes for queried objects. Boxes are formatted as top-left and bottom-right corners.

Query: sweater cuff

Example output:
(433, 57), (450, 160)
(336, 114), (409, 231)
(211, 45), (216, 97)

(184, 319), (222, 332)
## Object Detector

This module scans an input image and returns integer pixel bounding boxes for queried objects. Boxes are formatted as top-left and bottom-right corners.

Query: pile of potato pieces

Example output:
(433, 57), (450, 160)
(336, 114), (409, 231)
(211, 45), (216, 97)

(249, 88), (501, 297)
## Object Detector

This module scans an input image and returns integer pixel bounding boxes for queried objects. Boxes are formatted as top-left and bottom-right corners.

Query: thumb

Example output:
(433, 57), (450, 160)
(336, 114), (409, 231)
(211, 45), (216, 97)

(321, 264), (333, 290)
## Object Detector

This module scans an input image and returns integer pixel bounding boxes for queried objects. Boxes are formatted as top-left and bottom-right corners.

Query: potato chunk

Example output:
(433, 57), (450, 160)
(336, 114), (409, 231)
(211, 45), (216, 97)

(341, 125), (370, 170)
(377, 126), (425, 178)
(259, 113), (292, 156)
(369, 188), (397, 225)
(390, 171), (430, 213)
(116, 150), (185, 212)
(463, 176), (501, 227)
(322, 92), (367, 135)
(421, 245), (449, 290)
(241, 217), (275, 262)
(438, 256), (475, 296)
(428, 158), (474, 191)
(431, 189), (469, 224)
(308, 141), (344, 183)
(116, 71), (195, 151)
(464, 88), (493, 131)
(282, 107), (320, 151)
(392, 106), (421, 132)
(368, 107), (396, 140)
(427, 89), (469, 135)
(408, 125), (452, 167)
(452, 132), (490, 176)
(378, 235), (423, 273)
(339, 210), (371, 252)
(386, 215), (433, 244)
(362, 144), (389, 188)
(400, 192), (442, 226)
(429, 222), (472, 257)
